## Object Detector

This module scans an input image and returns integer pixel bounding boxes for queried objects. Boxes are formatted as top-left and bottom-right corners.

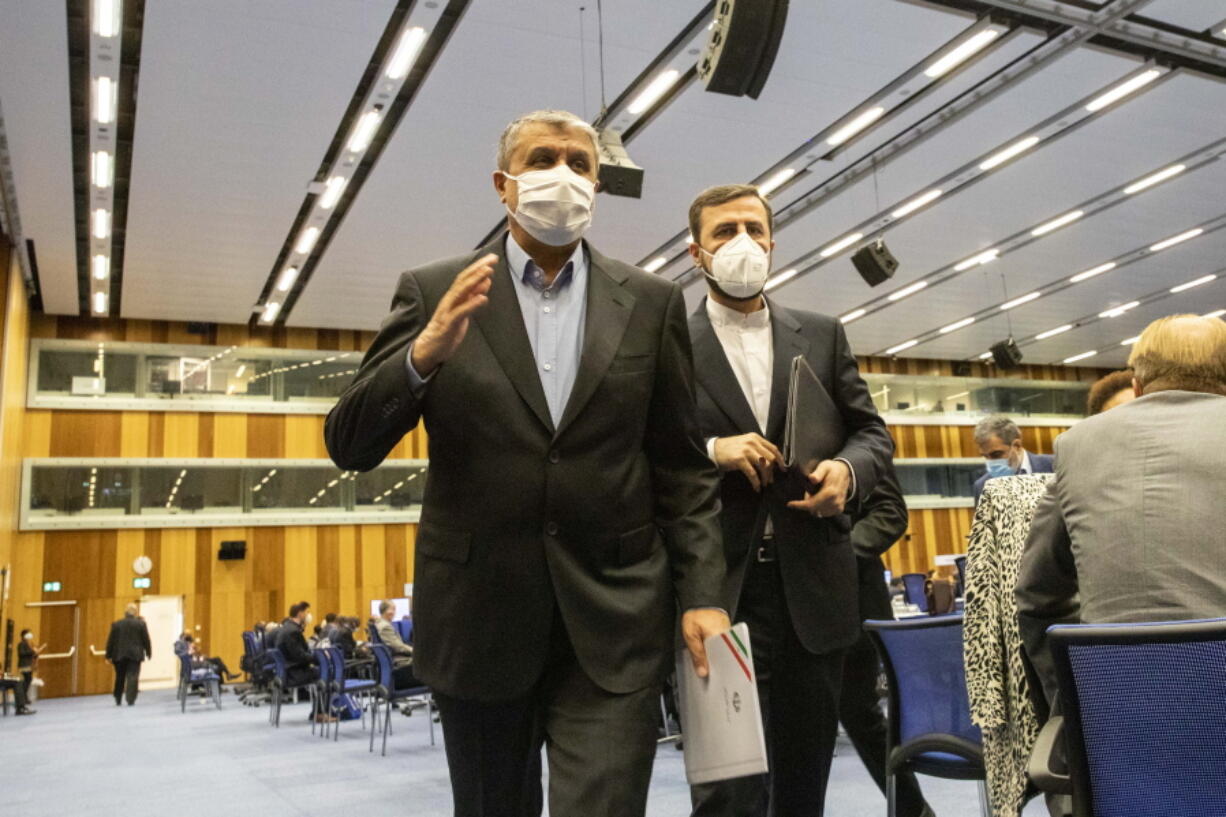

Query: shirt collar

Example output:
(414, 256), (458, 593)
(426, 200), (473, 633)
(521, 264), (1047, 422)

(505, 234), (585, 291)
(1019, 450), (1033, 474)
(706, 295), (771, 331)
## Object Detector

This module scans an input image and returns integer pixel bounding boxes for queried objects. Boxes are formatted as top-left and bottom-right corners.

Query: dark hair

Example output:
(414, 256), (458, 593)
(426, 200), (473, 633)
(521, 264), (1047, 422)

(1087, 370), (1135, 415)
(288, 603), (302, 618)
(20, 628), (31, 638)
(688, 184), (775, 245)
(324, 612), (336, 623)
(184, 633), (194, 643)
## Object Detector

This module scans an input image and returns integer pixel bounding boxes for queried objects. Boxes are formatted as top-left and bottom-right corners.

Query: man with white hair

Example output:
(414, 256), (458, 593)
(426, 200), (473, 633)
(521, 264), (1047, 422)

(326, 110), (728, 817)
(105, 602), (151, 706)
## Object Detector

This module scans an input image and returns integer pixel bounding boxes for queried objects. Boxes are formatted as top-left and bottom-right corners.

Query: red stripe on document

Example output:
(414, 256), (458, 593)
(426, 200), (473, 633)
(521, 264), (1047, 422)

(720, 633), (753, 682)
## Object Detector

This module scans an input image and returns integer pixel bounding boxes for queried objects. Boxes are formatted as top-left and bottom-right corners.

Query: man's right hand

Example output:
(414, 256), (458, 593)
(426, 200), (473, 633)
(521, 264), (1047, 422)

(712, 433), (784, 492)
(410, 253), (498, 376)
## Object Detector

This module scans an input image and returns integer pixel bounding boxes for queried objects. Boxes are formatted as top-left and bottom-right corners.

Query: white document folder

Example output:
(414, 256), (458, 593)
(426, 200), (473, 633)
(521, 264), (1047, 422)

(676, 622), (768, 785)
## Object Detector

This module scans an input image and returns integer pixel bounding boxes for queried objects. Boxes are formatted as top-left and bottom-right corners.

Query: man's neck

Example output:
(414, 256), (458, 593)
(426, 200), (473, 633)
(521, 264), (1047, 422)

(508, 223), (579, 285)
(708, 286), (765, 315)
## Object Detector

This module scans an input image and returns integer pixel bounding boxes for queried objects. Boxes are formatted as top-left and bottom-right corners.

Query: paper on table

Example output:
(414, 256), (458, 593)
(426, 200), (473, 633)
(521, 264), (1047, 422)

(676, 622), (768, 785)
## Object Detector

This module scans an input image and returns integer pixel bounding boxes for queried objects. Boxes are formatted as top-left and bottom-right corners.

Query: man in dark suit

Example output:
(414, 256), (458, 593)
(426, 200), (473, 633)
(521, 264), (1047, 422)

(105, 603), (151, 706)
(972, 415), (1053, 503)
(837, 468), (935, 817)
(684, 184), (894, 817)
(325, 109), (728, 817)
(276, 603), (317, 689)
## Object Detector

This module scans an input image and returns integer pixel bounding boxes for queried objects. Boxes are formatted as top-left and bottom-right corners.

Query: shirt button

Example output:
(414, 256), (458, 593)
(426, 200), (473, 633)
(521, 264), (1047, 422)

(543, 306), (552, 314)
(546, 522), (559, 536)
(543, 363), (553, 372)
(543, 291), (552, 300)
(548, 451), (560, 464)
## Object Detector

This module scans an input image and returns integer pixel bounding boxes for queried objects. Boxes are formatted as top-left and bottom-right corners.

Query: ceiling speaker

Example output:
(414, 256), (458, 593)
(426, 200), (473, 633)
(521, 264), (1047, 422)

(851, 239), (898, 287)
(990, 338), (1024, 370)
(698, 0), (790, 100)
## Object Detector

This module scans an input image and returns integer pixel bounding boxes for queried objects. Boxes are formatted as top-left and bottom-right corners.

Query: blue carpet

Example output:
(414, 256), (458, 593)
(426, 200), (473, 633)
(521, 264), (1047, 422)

(0, 689), (1046, 816)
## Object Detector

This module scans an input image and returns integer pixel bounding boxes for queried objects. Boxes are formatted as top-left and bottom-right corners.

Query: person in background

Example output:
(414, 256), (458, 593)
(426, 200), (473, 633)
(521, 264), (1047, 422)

(320, 612), (340, 644)
(174, 632), (239, 681)
(972, 415), (1053, 504)
(262, 620), (280, 650)
(1085, 369), (1136, 416)
(105, 603), (151, 706)
(375, 600), (419, 688)
(252, 620), (267, 649)
(276, 602), (317, 688)
(17, 628), (45, 699)
(333, 616), (358, 659)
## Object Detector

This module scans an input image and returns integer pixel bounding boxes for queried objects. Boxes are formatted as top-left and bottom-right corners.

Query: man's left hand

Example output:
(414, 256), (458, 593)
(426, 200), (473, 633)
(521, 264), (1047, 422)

(786, 459), (851, 519)
(681, 608), (732, 679)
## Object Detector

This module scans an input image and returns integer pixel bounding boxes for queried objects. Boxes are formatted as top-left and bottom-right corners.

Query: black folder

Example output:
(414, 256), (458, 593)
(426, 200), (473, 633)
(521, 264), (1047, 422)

(777, 355), (845, 499)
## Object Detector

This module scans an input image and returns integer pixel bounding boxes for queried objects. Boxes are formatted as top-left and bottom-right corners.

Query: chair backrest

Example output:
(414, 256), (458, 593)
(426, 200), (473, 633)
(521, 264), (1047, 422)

(901, 573), (929, 612)
(313, 649), (331, 685)
(326, 647), (346, 683)
(395, 618), (412, 644)
(866, 615), (982, 756)
(370, 644), (393, 689)
(265, 648), (287, 683)
(241, 630), (255, 656)
(367, 621), (382, 644)
(177, 651), (194, 681)
(1050, 618), (1226, 817)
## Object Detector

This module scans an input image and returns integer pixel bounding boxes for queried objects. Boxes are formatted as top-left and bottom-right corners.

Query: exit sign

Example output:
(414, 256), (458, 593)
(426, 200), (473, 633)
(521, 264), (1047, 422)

(133, 577), (151, 589)
(43, 581), (62, 592)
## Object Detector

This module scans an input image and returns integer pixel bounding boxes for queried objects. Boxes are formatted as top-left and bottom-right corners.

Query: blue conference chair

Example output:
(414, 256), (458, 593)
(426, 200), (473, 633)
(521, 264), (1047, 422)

(176, 652), (221, 712)
(369, 644), (434, 756)
(394, 618), (413, 644)
(900, 572), (929, 612)
(1035, 617), (1226, 817)
(865, 614), (990, 817)
(265, 648), (314, 728)
(312, 648), (333, 738)
(327, 647), (375, 742)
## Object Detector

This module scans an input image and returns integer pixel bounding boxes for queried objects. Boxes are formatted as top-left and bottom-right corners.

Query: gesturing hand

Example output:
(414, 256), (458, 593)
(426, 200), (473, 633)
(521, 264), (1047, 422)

(786, 459), (851, 518)
(712, 433), (784, 492)
(410, 253), (498, 376)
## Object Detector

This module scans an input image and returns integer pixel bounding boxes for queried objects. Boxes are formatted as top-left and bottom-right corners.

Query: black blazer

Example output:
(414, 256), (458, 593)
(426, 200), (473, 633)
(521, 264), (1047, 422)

(326, 239), (724, 701)
(105, 615), (151, 663)
(689, 297), (894, 654)
(850, 464), (908, 622)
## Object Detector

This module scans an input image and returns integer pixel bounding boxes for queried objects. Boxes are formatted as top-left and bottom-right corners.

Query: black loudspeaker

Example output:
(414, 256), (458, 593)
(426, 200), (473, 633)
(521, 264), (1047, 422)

(218, 540), (247, 561)
(952, 361), (972, 377)
(186, 322), (214, 335)
(990, 338), (1024, 370)
(596, 128), (644, 199)
(851, 240), (899, 287)
(698, 0), (790, 99)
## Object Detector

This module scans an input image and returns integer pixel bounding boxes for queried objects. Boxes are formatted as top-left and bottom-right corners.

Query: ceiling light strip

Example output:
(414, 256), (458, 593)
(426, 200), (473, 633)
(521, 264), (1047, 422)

(85, 0), (125, 316)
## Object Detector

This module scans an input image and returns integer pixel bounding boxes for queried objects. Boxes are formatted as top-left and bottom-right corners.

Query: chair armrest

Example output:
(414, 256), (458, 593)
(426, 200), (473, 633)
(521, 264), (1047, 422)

(1027, 716), (1073, 795)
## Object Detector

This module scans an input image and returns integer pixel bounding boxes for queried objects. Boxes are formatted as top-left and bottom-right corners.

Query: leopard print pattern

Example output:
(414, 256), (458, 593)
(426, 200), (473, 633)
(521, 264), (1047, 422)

(963, 474), (1054, 817)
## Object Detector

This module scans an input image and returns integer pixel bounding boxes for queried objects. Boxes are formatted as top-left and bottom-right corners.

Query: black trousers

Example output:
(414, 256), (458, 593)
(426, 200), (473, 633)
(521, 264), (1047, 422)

(21, 670), (33, 697)
(433, 617), (661, 817)
(838, 630), (930, 817)
(112, 658), (141, 704)
(692, 553), (845, 817)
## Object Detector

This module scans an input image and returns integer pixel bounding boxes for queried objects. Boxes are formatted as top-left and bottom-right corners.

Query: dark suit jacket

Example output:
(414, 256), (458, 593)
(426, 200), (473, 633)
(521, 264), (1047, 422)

(689, 297), (894, 654)
(850, 464), (908, 622)
(277, 620), (312, 670)
(333, 628), (357, 659)
(106, 615), (151, 663)
(973, 452), (1053, 503)
(325, 239), (724, 701)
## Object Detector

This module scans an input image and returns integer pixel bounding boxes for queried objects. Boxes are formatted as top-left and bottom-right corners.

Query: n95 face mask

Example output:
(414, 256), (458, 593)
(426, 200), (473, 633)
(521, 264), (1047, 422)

(701, 232), (770, 299)
(503, 165), (595, 247)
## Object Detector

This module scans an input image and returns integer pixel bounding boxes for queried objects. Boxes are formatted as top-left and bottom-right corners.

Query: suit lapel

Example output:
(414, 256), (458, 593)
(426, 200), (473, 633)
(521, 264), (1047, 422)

(553, 245), (635, 439)
(765, 300), (810, 442)
(690, 297), (761, 434)
(471, 239), (555, 435)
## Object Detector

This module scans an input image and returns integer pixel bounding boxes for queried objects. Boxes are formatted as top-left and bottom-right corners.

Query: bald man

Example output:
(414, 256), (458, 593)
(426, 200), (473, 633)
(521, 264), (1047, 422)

(1016, 313), (1226, 705)
(106, 603), (152, 706)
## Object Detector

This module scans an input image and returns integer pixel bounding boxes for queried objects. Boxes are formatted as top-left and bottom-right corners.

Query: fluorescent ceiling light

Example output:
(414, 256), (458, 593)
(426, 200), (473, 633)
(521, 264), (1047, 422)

(643, 256), (667, 273)
(94, 0), (120, 37)
(1170, 274), (1216, 293)
(1064, 350), (1098, 364)
(91, 151), (113, 188)
(1000, 291), (1041, 310)
(1149, 228), (1203, 252)
(1035, 324), (1073, 340)
(840, 308), (867, 324)
(94, 76), (115, 124)
(891, 189), (943, 219)
(1124, 164), (1185, 195)
(979, 136), (1039, 171)
(954, 249), (999, 271)
(1203, 309), (1226, 319)
(276, 267), (299, 292)
(758, 168), (796, 197)
(764, 268), (799, 291)
(1120, 336), (1140, 346)
(385, 26), (427, 80)
(1099, 301), (1140, 318)
(940, 317), (975, 333)
(347, 110), (382, 153)
(888, 280), (928, 301)
(924, 29), (1001, 78)
(92, 208), (110, 239)
(92, 254), (109, 280)
(1070, 262), (1116, 283)
(945, 391), (970, 401)
(93, 292), (108, 314)
(1085, 69), (1162, 112)
(827, 106), (885, 147)
(628, 69), (680, 115)
(1031, 210), (1084, 237)
(295, 226), (320, 255)
(318, 176), (348, 209)
(886, 339), (919, 355)
(979, 351), (994, 360)
(235, 364), (246, 378)
(261, 302), (281, 324)
(819, 232), (864, 258)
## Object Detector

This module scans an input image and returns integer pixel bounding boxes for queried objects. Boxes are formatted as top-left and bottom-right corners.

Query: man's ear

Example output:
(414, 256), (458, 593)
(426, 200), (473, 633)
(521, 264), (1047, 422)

(688, 241), (704, 269)
(492, 170), (508, 202)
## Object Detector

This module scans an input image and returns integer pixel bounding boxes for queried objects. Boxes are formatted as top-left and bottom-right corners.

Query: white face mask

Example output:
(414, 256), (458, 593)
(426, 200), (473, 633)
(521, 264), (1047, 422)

(700, 232), (770, 299)
(503, 164), (595, 247)
(23, 632), (33, 640)
(304, 612), (313, 627)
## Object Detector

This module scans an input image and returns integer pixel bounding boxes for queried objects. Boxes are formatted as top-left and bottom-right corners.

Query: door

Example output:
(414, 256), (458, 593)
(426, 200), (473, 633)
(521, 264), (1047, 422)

(138, 595), (183, 690)
(25, 601), (79, 698)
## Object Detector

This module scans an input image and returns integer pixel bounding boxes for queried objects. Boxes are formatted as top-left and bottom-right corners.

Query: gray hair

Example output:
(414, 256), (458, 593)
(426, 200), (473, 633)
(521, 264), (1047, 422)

(378, 600), (394, 615)
(973, 415), (1021, 447)
(496, 110), (600, 171)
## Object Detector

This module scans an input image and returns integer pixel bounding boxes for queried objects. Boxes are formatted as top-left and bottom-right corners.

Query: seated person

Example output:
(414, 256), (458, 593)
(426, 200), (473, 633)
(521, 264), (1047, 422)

(375, 600), (420, 689)
(973, 415), (1054, 503)
(175, 632), (239, 681)
(333, 617), (358, 659)
(277, 602), (318, 689)
(17, 629), (45, 698)
(0, 674), (35, 715)
(1085, 369), (1136, 416)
